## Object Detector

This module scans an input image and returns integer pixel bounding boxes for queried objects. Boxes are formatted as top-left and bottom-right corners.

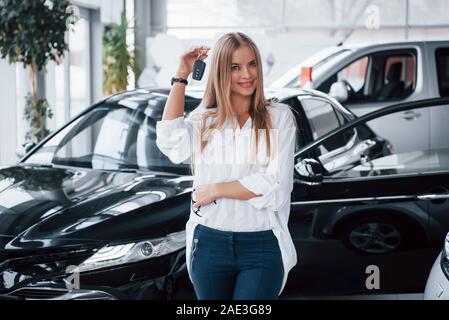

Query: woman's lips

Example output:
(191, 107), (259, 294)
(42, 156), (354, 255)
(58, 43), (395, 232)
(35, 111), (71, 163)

(238, 80), (255, 88)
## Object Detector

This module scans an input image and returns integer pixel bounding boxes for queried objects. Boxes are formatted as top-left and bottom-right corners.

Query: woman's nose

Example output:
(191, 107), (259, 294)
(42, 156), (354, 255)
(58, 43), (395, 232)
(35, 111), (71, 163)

(241, 66), (250, 78)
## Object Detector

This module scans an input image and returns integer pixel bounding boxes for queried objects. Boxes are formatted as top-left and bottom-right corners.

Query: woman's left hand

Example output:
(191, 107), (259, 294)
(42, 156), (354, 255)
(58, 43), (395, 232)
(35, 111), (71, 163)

(192, 184), (218, 208)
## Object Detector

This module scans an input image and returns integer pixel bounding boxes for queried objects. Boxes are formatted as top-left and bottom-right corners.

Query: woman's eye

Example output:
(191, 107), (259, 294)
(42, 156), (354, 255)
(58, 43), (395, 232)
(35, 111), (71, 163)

(232, 65), (240, 70)
(250, 62), (257, 67)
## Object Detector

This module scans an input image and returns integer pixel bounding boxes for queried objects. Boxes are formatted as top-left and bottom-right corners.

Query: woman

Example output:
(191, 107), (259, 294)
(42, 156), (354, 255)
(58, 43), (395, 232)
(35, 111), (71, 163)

(156, 32), (297, 300)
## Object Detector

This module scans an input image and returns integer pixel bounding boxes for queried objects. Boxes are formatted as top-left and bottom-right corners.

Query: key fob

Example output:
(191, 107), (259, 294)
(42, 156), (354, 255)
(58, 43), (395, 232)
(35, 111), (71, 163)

(192, 59), (206, 81)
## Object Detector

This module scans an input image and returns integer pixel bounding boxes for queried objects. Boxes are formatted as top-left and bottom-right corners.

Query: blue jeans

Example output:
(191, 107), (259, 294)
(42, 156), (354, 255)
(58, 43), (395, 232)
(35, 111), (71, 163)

(189, 224), (284, 300)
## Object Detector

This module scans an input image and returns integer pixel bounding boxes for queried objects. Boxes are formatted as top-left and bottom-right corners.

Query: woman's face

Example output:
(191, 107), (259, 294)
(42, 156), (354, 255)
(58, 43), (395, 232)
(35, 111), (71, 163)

(230, 45), (258, 98)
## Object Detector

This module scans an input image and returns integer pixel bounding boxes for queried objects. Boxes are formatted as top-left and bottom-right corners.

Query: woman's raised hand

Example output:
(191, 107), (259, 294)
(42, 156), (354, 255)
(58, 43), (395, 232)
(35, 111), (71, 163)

(176, 46), (210, 79)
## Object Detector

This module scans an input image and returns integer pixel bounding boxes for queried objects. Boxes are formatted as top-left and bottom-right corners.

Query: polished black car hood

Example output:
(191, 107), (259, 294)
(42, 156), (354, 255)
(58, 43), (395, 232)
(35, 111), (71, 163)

(0, 165), (192, 250)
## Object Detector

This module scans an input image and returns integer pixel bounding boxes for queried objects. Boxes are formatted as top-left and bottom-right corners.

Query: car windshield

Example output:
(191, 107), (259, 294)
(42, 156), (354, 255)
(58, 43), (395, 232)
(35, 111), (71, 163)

(23, 93), (201, 174)
(276, 49), (352, 88)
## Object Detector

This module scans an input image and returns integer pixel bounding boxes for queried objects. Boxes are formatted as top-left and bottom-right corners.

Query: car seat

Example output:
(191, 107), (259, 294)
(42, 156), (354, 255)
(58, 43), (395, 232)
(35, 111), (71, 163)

(376, 62), (405, 101)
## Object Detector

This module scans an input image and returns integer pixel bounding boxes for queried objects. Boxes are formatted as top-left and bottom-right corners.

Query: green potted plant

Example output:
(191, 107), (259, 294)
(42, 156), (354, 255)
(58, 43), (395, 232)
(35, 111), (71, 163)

(0, 0), (76, 143)
(103, 12), (137, 96)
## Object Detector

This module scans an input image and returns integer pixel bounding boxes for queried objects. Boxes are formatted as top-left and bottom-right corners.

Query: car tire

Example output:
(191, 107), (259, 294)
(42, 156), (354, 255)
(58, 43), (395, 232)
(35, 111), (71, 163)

(337, 215), (422, 254)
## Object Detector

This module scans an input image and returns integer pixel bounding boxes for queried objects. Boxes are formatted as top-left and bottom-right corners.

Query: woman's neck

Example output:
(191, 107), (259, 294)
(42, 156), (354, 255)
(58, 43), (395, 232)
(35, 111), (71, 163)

(230, 94), (251, 115)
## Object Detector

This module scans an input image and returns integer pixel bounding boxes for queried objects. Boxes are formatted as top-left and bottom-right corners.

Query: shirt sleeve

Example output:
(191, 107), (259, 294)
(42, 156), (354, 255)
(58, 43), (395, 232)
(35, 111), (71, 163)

(156, 115), (193, 164)
(238, 105), (297, 212)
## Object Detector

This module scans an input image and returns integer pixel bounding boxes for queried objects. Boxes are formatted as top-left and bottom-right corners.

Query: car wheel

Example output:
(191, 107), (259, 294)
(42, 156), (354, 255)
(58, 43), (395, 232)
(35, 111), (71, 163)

(338, 216), (418, 254)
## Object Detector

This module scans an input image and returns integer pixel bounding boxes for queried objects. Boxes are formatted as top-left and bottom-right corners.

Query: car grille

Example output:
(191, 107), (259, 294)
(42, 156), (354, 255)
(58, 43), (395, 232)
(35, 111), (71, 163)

(11, 287), (69, 299)
(0, 248), (94, 270)
(7, 287), (118, 300)
(0, 244), (100, 294)
(0, 245), (98, 270)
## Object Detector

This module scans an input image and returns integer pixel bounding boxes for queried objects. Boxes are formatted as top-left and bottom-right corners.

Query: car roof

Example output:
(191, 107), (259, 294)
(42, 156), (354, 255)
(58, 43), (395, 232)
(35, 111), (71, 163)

(103, 87), (355, 120)
(106, 87), (333, 103)
(339, 39), (449, 49)
(105, 88), (172, 104)
(270, 39), (449, 88)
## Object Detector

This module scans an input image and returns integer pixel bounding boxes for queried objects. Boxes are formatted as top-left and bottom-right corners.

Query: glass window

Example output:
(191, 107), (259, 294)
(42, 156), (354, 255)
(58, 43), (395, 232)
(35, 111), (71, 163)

(301, 98), (342, 140)
(302, 104), (449, 179)
(338, 56), (369, 93)
(285, 0), (407, 28)
(300, 98), (353, 156)
(284, 49), (352, 89)
(69, 14), (90, 118)
(318, 56), (369, 101)
(436, 48), (449, 97)
(283, 98), (313, 150)
(54, 7), (92, 127)
(376, 54), (416, 101)
(167, 0), (281, 38)
(54, 60), (67, 128)
(24, 96), (200, 175)
(319, 50), (417, 104)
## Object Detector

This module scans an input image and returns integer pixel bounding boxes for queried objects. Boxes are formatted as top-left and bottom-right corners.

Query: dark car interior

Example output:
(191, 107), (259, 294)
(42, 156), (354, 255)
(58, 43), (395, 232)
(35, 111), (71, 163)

(376, 62), (405, 101)
(318, 50), (417, 104)
(436, 47), (449, 97)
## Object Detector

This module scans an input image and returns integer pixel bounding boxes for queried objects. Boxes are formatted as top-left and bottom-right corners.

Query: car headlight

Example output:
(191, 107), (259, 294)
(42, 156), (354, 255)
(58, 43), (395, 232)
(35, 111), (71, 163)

(77, 230), (186, 273)
(441, 231), (449, 279)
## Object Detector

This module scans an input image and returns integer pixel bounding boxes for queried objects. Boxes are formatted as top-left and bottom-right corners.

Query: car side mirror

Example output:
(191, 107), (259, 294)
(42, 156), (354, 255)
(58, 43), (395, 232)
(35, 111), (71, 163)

(16, 142), (36, 159)
(329, 81), (348, 103)
(294, 158), (324, 186)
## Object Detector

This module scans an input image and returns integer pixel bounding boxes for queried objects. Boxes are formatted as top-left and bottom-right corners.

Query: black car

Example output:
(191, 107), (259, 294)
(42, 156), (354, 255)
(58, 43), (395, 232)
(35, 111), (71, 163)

(286, 97), (449, 294)
(0, 87), (388, 300)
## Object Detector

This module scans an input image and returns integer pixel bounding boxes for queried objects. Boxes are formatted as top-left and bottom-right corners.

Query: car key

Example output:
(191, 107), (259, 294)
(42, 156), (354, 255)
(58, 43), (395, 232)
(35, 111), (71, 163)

(192, 52), (206, 81)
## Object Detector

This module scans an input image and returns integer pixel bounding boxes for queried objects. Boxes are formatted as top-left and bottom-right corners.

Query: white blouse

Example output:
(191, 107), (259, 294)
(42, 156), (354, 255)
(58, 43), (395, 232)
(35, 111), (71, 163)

(155, 102), (298, 296)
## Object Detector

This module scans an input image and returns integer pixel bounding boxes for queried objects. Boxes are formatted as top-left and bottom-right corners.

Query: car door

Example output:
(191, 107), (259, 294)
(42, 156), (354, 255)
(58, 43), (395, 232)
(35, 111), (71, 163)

(317, 48), (429, 153)
(423, 47), (449, 240)
(290, 95), (388, 174)
(289, 98), (449, 256)
(429, 46), (449, 154)
(282, 94), (359, 156)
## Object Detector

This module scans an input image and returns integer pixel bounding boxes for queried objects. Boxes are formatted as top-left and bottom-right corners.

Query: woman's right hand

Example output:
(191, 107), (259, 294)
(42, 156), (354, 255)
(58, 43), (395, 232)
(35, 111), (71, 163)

(176, 46), (210, 79)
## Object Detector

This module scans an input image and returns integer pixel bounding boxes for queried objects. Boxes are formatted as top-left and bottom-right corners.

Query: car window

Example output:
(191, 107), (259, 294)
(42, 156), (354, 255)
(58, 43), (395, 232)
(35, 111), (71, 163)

(436, 47), (449, 97)
(282, 49), (352, 88)
(320, 56), (369, 94)
(377, 54), (416, 101)
(285, 75), (301, 89)
(304, 104), (449, 179)
(300, 98), (353, 155)
(301, 98), (343, 139)
(282, 97), (313, 151)
(341, 56), (369, 92)
(318, 50), (417, 104)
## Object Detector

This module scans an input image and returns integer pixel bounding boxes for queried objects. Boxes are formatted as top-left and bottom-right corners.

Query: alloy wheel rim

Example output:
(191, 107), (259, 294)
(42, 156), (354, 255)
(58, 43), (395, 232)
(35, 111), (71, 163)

(348, 222), (401, 253)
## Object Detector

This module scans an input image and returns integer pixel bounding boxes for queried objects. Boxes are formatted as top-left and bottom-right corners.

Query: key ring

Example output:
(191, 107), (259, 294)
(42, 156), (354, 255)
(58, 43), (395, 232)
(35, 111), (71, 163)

(191, 188), (217, 217)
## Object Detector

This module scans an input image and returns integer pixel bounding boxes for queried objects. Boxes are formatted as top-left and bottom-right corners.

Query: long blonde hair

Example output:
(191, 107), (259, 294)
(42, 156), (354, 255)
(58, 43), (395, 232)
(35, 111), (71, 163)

(190, 32), (275, 175)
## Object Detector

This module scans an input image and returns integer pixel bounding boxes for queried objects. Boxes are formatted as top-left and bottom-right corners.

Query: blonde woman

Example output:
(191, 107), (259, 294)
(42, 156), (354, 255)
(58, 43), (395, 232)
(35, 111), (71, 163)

(156, 32), (297, 300)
